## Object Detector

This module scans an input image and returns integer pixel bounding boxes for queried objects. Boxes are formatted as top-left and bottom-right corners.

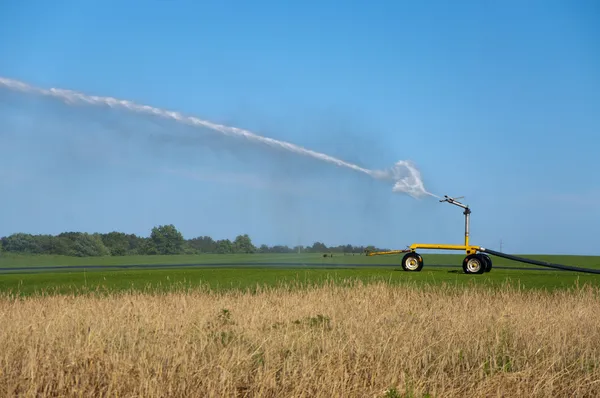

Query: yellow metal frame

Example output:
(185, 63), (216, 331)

(408, 243), (480, 255)
(366, 250), (410, 256)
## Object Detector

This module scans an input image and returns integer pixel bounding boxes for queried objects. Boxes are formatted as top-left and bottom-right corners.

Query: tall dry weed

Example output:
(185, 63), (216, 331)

(0, 280), (599, 397)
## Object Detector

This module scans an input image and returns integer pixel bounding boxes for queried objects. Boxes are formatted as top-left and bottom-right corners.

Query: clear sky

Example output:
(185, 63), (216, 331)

(0, 0), (599, 254)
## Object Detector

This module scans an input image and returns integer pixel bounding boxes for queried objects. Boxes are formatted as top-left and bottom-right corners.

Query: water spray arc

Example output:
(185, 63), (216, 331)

(0, 77), (436, 199)
(367, 196), (600, 275)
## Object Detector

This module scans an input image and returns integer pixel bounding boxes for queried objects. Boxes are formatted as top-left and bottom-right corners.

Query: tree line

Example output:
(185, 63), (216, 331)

(0, 224), (388, 257)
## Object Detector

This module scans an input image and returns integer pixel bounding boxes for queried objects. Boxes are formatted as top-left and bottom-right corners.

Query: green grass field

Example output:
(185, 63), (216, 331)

(2, 251), (600, 268)
(1, 252), (600, 296)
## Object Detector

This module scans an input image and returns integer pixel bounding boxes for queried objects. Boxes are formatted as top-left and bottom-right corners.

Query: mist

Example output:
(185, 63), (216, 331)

(0, 79), (438, 246)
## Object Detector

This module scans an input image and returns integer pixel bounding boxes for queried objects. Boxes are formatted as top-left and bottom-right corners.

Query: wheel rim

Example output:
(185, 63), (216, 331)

(466, 258), (482, 272)
(405, 257), (419, 270)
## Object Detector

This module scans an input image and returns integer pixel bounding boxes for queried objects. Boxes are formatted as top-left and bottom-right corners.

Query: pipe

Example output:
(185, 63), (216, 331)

(479, 247), (600, 275)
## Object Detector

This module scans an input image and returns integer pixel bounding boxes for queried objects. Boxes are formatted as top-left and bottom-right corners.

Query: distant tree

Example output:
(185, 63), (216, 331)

(329, 245), (344, 254)
(270, 245), (293, 253)
(35, 235), (55, 254)
(57, 232), (110, 257)
(138, 238), (159, 255)
(310, 242), (328, 253)
(233, 234), (255, 254)
(125, 234), (145, 255)
(356, 245), (366, 254)
(101, 232), (132, 256)
(0, 227), (391, 258)
(38, 234), (72, 255)
(150, 224), (184, 255)
(216, 239), (233, 254)
(187, 236), (218, 253)
(1, 233), (43, 254)
(75, 234), (110, 257)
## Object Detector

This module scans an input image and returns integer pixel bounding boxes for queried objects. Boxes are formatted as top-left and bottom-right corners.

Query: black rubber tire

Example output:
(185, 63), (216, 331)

(462, 254), (486, 274)
(481, 253), (492, 272)
(401, 252), (424, 272)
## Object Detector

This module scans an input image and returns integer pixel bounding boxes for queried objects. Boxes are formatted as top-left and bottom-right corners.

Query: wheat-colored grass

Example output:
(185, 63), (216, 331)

(1, 280), (599, 397)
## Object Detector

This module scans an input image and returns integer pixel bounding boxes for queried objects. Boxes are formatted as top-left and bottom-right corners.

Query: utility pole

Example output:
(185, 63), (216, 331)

(500, 239), (503, 252)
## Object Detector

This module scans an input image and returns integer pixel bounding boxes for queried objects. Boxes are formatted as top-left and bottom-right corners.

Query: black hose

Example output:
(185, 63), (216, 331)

(479, 247), (600, 275)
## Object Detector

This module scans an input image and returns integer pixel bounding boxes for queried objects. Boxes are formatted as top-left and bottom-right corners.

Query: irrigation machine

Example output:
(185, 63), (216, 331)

(366, 195), (492, 274)
(366, 195), (600, 275)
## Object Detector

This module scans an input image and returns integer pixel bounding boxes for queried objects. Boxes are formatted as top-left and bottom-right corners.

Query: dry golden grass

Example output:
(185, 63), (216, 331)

(1, 280), (600, 397)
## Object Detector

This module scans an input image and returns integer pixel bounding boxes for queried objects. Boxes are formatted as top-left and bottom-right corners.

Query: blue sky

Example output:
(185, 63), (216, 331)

(0, 0), (599, 254)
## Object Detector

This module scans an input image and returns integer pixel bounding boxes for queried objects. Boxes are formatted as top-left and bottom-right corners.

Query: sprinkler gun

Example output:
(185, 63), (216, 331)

(439, 195), (471, 247)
